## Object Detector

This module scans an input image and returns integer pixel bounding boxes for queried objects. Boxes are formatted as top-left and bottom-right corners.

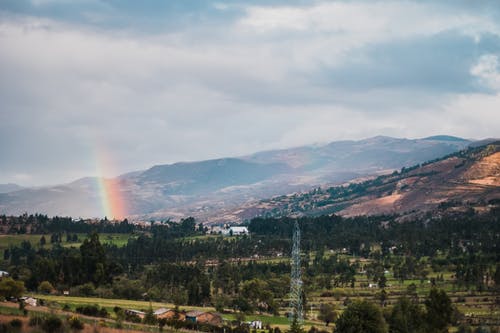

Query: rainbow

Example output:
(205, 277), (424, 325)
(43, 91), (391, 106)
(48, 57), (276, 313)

(95, 151), (127, 220)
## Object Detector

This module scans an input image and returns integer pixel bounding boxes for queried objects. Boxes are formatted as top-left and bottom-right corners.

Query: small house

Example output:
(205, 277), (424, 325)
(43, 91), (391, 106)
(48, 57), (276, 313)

(186, 310), (204, 323)
(20, 297), (37, 307)
(186, 311), (222, 326)
(125, 309), (145, 319)
(155, 308), (185, 321)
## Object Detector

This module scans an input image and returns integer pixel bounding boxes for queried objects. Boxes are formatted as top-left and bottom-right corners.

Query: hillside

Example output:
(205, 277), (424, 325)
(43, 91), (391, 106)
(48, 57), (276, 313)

(0, 136), (472, 220)
(0, 183), (23, 194)
(228, 142), (500, 220)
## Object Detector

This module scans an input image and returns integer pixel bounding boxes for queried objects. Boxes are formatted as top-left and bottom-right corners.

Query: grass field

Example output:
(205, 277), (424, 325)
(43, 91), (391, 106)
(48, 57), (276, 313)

(0, 233), (134, 251)
(30, 294), (204, 313)
(26, 294), (323, 329)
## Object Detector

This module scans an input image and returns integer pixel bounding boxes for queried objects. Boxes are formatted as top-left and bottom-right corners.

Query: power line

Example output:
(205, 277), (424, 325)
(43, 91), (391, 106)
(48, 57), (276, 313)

(289, 220), (303, 327)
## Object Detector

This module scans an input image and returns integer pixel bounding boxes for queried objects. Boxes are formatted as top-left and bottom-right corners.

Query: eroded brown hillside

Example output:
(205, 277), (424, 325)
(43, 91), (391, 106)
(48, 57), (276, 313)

(229, 143), (500, 220)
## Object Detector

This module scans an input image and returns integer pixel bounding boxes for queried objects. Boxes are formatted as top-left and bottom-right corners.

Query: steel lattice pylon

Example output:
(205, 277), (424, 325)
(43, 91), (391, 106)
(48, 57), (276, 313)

(289, 220), (303, 327)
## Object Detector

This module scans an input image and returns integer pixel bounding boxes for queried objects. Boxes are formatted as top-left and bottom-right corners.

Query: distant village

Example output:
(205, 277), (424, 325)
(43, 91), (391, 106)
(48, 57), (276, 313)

(1, 214), (251, 236)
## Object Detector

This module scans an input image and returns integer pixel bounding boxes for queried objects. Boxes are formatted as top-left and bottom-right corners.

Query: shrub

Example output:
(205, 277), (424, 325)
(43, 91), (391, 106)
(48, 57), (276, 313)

(75, 305), (108, 318)
(457, 324), (472, 333)
(41, 316), (63, 333)
(38, 281), (55, 294)
(76, 305), (97, 316)
(99, 308), (108, 318)
(308, 326), (318, 333)
(114, 320), (123, 329)
(9, 319), (22, 329)
(125, 313), (141, 323)
(29, 315), (45, 327)
(68, 316), (84, 330)
(75, 283), (95, 296)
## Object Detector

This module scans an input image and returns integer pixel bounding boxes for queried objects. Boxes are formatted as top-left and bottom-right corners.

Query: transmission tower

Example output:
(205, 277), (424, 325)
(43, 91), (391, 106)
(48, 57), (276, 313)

(289, 220), (303, 330)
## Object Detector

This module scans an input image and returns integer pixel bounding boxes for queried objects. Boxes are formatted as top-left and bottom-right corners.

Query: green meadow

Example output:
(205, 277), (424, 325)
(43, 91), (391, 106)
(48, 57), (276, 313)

(0, 233), (133, 252)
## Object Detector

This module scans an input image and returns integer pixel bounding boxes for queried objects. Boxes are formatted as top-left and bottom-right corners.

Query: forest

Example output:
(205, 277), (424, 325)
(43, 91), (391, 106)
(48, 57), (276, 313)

(0, 206), (499, 332)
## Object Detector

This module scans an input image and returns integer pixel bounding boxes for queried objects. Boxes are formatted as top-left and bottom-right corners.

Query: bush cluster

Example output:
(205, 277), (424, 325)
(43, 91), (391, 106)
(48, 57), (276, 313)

(75, 305), (108, 318)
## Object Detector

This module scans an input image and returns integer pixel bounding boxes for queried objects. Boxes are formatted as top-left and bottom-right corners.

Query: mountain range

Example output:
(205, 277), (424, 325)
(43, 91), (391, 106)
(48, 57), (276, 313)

(228, 140), (500, 222)
(1, 135), (494, 222)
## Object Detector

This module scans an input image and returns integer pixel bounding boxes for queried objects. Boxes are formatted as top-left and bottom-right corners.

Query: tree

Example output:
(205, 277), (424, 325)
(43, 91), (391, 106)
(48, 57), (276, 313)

(80, 232), (106, 285)
(456, 324), (472, 333)
(143, 305), (157, 325)
(77, 282), (95, 296)
(378, 275), (387, 289)
(172, 287), (188, 306)
(214, 294), (230, 313)
(158, 318), (167, 332)
(406, 283), (418, 302)
(40, 235), (46, 247)
(3, 248), (9, 261)
(493, 263), (500, 290)
(377, 289), (388, 307)
(235, 312), (246, 325)
(388, 297), (424, 333)
(50, 233), (60, 244)
(38, 281), (54, 294)
(0, 278), (25, 299)
(241, 279), (276, 314)
(289, 315), (304, 333)
(317, 303), (337, 326)
(187, 278), (201, 305)
(474, 327), (491, 333)
(335, 300), (388, 333)
(424, 288), (453, 332)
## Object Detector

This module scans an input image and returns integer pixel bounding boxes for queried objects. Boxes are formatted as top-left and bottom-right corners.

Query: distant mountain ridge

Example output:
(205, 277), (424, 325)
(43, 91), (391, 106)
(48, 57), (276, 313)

(0, 183), (24, 194)
(135, 158), (291, 195)
(0, 135), (478, 220)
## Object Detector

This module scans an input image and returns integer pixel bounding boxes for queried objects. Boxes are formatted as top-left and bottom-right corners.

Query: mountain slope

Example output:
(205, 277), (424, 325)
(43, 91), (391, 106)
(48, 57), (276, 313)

(0, 183), (23, 194)
(0, 136), (474, 219)
(136, 158), (291, 195)
(231, 142), (500, 220)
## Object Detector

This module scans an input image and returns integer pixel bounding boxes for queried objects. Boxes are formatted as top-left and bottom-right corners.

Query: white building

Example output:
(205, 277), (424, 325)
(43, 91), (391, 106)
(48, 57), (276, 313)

(223, 226), (249, 236)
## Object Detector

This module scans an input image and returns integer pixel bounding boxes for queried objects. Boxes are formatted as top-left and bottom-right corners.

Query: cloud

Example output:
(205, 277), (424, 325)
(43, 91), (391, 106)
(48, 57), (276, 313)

(470, 54), (500, 91)
(0, 1), (500, 186)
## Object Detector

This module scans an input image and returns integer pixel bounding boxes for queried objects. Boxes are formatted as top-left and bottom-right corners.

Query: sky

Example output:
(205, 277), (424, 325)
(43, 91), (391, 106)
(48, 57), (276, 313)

(0, 0), (500, 186)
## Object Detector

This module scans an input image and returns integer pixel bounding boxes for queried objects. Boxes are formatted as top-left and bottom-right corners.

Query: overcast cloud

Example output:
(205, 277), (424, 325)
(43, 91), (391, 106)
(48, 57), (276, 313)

(1, 0), (499, 186)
